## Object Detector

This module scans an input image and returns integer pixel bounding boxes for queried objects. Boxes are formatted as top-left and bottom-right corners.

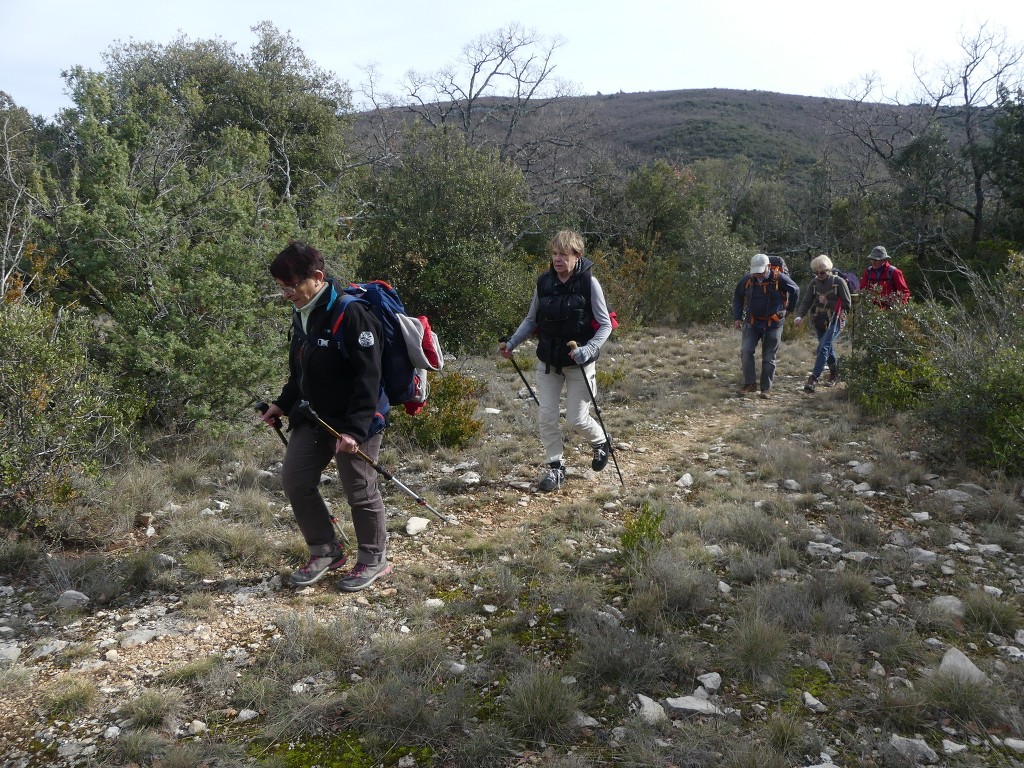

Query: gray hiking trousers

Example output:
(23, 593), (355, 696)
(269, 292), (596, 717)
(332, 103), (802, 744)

(740, 322), (784, 392)
(281, 422), (387, 566)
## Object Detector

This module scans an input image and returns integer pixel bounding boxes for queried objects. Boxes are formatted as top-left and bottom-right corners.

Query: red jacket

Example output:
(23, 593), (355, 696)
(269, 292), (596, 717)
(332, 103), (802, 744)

(860, 262), (911, 306)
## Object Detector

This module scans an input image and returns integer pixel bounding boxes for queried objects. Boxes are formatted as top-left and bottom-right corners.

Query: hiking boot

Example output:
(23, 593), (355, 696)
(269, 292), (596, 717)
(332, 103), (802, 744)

(803, 375), (818, 393)
(290, 550), (347, 586)
(824, 370), (840, 387)
(338, 560), (392, 592)
(591, 441), (611, 471)
(740, 383), (757, 394)
(537, 462), (566, 492)
(759, 390), (771, 400)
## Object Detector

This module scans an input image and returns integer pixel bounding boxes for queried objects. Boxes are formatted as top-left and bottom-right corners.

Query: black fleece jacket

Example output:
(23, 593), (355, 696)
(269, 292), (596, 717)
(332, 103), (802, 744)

(274, 278), (385, 442)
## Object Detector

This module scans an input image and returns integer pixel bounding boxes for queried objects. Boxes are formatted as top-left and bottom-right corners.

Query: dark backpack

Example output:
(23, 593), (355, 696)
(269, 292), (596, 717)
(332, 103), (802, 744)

(768, 254), (789, 275)
(331, 281), (444, 415)
(832, 269), (860, 295)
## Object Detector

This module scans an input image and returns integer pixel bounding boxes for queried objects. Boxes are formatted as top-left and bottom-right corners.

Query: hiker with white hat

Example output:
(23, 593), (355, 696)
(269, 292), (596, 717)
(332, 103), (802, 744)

(732, 253), (800, 399)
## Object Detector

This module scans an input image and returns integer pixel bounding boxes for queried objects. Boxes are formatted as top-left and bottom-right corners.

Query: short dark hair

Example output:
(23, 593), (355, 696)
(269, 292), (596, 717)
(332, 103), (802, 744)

(269, 241), (325, 284)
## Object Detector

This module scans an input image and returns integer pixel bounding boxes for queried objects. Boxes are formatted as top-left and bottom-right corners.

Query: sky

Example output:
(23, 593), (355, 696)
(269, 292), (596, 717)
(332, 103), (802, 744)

(2, 0), (1023, 119)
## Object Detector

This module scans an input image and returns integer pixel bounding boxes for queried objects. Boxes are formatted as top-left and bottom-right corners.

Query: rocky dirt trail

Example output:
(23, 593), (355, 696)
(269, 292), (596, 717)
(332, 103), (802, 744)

(4, 331), (1023, 767)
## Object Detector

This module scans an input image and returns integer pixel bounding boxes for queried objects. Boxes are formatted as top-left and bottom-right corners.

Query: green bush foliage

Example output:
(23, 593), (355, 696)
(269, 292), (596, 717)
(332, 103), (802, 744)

(357, 129), (534, 351)
(847, 300), (943, 414)
(620, 500), (666, 563)
(0, 302), (140, 528)
(388, 370), (485, 450)
(912, 255), (1024, 470)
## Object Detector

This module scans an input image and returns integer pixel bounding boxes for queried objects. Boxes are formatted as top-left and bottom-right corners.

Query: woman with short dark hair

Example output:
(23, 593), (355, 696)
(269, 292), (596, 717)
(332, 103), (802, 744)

(260, 241), (391, 592)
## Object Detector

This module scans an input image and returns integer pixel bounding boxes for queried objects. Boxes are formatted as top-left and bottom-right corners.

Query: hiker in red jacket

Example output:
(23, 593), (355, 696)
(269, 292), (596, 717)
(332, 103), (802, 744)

(860, 246), (911, 307)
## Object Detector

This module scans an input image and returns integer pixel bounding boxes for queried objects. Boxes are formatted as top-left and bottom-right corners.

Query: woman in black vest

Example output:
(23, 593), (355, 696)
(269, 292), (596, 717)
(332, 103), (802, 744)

(499, 230), (614, 491)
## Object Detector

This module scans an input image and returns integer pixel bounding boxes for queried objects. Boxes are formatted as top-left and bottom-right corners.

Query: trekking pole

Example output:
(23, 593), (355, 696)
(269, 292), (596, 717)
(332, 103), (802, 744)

(254, 398), (350, 544)
(850, 293), (857, 351)
(566, 342), (625, 487)
(499, 337), (540, 406)
(254, 400), (288, 446)
(296, 400), (453, 524)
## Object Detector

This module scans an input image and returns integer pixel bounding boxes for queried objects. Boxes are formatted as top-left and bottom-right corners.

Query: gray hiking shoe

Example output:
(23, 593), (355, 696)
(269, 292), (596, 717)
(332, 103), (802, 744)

(803, 375), (818, 393)
(591, 441), (611, 471)
(823, 370), (840, 387)
(338, 560), (392, 592)
(290, 550), (347, 586)
(537, 462), (566, 492)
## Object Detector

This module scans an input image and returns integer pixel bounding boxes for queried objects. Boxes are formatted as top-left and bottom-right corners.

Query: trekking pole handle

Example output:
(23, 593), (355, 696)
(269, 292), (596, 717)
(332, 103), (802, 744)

(254, 400), (279, 426)
(255, 401), (288, 446)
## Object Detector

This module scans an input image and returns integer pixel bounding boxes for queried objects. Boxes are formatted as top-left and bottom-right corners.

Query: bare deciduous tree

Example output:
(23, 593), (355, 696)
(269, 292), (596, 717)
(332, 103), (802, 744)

(824, 24), (1024, 261)
(0, 95), (40, 298)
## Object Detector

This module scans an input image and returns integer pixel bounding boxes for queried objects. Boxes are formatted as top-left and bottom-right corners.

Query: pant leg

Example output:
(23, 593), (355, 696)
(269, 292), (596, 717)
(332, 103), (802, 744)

(827, 324), (842, 372)
(535, 362), (567, 464)
(760, 324), (783, 391)
(812, 321), (841, 378)
(281, 422), (339, 556)
(337, 432), (387, 566)
(563, 363), (605, 446)
(740, 325), (762, 387)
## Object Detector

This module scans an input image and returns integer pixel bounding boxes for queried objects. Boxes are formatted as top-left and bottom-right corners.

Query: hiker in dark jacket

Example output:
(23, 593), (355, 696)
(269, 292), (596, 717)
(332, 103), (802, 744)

(499, 230), (614, 492)
(860, 245), (911, 306)
(794, 254), (852, 392)
(732, 253), (800, 398)
(259, 241), (391, 592)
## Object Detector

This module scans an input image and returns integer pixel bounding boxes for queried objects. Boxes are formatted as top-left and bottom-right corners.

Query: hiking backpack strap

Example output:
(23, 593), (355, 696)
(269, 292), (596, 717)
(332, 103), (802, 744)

(745, 275), (783, 326)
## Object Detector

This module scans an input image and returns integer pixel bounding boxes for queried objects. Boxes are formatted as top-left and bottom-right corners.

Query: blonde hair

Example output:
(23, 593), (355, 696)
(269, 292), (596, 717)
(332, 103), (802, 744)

(548, 230), (584, 257)
(810, 254), (833, 273)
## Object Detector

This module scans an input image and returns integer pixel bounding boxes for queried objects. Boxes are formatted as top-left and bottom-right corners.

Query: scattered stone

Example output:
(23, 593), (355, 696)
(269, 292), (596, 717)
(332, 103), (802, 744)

(908, 548), (938, 564)
(405, 517), (430, 535)
(55, 590), (90, 610)
(0, 642), (21, 664)
(942, 738), (967, 755)
(697, 672), (721, 692)
(889, 734), (938, 764)
(575, 711), (600, 728)
(937, 647), (988, 685)
(935, 489), (973, 504)
(633, 693), (668, 724)
(1005, 738), (1024, 753)
(664, 694), (726, 717)
(930, 595), (965, 617)
(803, 691), (827, 713)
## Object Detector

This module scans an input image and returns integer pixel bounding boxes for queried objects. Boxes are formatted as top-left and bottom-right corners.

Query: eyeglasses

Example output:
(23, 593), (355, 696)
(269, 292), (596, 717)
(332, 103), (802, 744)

(814, 270), (829, 276)
(276, 276), (308, 294)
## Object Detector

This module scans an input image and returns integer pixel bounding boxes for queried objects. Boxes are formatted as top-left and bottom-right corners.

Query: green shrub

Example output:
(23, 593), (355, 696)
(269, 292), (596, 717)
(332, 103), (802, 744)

(388, 370), (485, 450)
(620, 500), (665, 564)
(42, 674), (99, 718)
(847, 301), (941, 415)
(721, 611), (790, 684)
(944, 347), (1024, 469)
(500, 665), (580, 741)
(962, 589), (1022, 636)
(356, 129), (534, 352)
(0, 302), (141, 529)
(119, 688), (185, 730)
